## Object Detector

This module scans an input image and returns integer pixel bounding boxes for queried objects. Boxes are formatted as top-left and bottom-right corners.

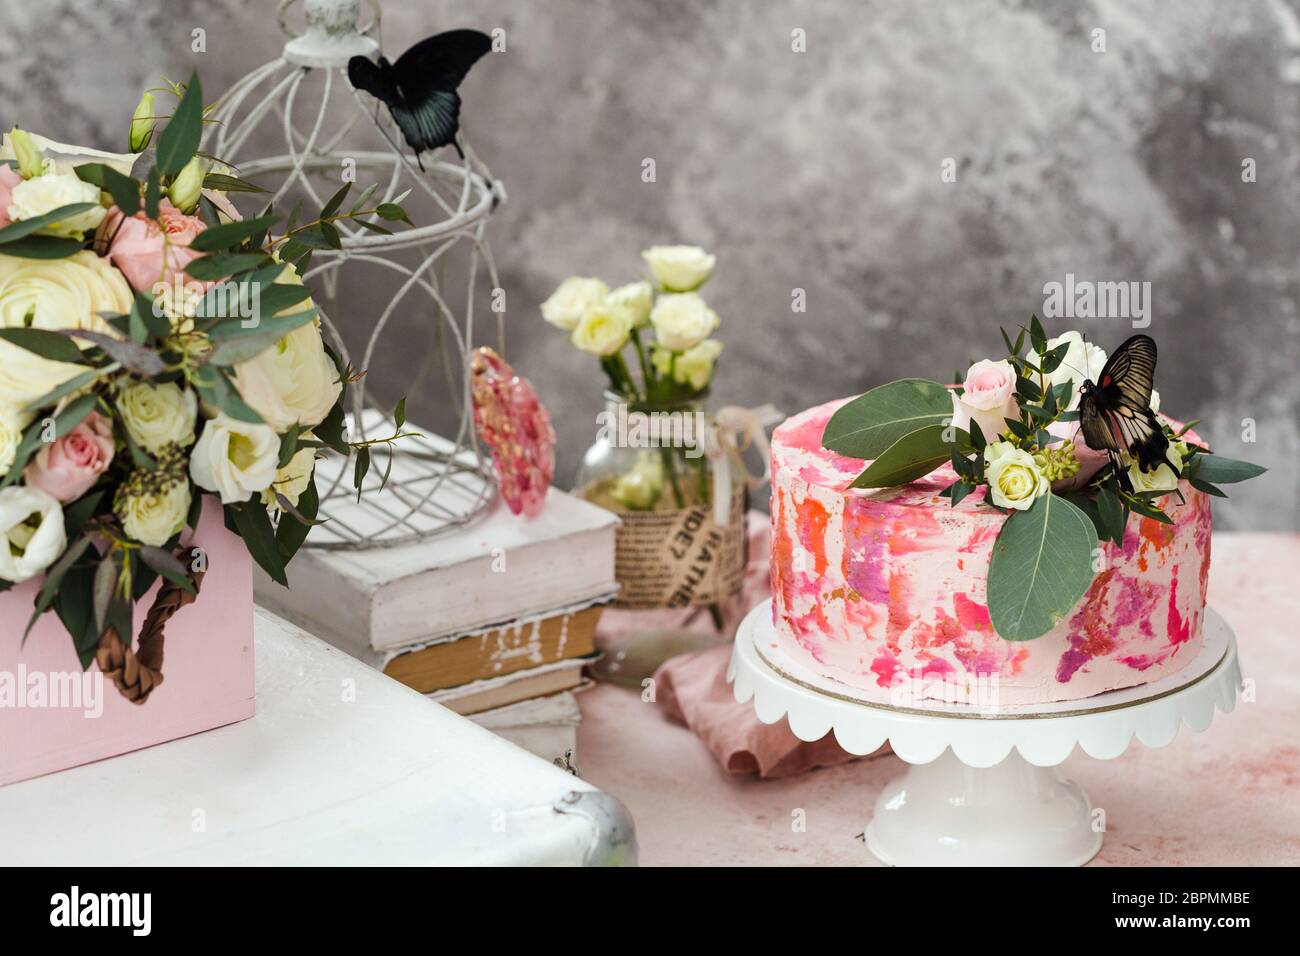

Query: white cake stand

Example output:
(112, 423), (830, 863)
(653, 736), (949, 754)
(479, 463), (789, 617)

(728, 601), (1241, 866)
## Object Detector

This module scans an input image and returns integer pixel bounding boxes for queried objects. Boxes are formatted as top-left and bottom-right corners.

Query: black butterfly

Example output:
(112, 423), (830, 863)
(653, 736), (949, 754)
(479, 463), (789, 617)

(1077, 334), (1172, 490)
(348, 30), (492, 168)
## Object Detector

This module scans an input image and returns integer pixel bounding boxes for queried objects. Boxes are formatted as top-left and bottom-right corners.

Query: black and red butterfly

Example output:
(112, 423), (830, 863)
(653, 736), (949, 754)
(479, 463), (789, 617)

(1076, 334), (1172, 490)
(348, 30), (492, 168)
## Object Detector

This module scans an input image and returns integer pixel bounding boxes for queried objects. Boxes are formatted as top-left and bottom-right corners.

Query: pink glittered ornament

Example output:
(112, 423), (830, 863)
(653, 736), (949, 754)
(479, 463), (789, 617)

(470, 346), (556, 518)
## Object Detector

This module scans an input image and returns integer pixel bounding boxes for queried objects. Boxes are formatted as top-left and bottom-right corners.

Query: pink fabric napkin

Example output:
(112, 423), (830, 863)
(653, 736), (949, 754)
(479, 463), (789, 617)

(654, 643), (881, 777)
(598, 510), (889, 778)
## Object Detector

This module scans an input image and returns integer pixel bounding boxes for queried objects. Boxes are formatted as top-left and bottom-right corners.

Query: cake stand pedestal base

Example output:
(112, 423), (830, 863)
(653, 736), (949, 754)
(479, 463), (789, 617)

(866, 749), (1101, 867)
(729, 601), (1241, 867)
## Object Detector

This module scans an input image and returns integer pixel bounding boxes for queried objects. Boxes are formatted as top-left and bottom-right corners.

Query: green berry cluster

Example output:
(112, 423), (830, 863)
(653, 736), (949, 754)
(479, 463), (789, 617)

(113, 443), (187, 514)
(1032, 443), (1081, 482)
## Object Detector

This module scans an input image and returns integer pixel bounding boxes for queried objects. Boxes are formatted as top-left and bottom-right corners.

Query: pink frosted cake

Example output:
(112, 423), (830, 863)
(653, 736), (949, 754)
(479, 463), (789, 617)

(769, 399), (1213, 708)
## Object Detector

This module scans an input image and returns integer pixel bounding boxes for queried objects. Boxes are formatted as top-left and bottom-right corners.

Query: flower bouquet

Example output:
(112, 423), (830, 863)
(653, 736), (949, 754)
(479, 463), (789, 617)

(0, 74), (412, 782)
(540, 245), (774, 681)
(542, 244), (728, 516)
(821, 316), (1265, 642)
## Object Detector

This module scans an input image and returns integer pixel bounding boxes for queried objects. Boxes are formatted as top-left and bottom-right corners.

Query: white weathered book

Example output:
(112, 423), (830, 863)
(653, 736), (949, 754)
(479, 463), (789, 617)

(254, 417), (620, 657)
(471, 690), (584, 766)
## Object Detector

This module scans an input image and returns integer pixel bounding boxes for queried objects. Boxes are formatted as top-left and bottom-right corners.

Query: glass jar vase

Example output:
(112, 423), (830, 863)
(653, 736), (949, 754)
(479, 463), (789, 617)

(575, 391), (749, 685)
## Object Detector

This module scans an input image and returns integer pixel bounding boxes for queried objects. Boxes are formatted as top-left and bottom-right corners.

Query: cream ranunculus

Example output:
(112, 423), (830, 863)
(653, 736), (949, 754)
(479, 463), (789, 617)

(649, 292), (719, 351)
(984, 440), (1050, 511)
(0, 402), (31, 475)
(604, 281), (654, 329)
(189, 413), (280, 504)
(233, 321), (341, 431)
(951, 359), (1019, 444)
(0, 250), (132, 405)
(541, 276), (609, 332)
(6, 170), (106, 237)
(118, 382), (197, 453)
(1128, 443), (1183, 495)
(1038, 331), (1107, 410)
(570, 301), (632, 357)
(262, 440), (317, 512)
(232, 266), (341, 432)
(641, 245), (715, 292)
(116, 479), (191, 547)
(0, 485), (66, 583)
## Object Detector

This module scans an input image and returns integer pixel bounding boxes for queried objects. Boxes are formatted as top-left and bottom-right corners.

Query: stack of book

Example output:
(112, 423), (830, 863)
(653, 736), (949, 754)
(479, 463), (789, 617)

(254, 425), (618, 764)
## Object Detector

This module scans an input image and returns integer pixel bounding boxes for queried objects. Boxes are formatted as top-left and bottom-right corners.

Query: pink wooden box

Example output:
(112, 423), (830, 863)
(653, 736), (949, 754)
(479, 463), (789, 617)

(0, 500), (255, 787)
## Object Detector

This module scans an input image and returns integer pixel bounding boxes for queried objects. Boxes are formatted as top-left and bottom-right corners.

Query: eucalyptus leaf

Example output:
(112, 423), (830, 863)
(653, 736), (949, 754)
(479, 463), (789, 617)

(849, 423), (955, 489)
(195, 370), (264, 424)
(1097, 486), (1128, 545)
(202, 172), (267, 193)
(227, 500), (287, 586)
(0, 328), (87, 364)
(74, 163), (140, 216)
(204, 308), (316, 365)
(155, 71), (204, 177)
(0, 235), (84, 259)
(0, 203), (97, 244)
(53, 329), (164, 376)
(987, 492), (1099, 642)
(188, 214), (280, 252)
(1191, 454), (1266, 484)
(821, 379), (953, 459)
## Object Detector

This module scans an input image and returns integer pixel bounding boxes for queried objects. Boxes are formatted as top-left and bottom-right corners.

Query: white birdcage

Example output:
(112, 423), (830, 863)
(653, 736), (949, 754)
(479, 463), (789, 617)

(205, 0), (504, 550)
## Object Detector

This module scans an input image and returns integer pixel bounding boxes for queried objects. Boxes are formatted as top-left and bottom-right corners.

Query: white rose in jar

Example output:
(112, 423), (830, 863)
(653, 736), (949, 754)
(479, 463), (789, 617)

(649, 292), (719, 351)
(541, 276), (609, 332)
(641, 245), (715, 292)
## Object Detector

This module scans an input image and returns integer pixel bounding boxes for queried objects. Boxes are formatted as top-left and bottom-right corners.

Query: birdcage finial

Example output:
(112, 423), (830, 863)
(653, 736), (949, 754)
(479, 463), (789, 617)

(279, 0), (380, 68)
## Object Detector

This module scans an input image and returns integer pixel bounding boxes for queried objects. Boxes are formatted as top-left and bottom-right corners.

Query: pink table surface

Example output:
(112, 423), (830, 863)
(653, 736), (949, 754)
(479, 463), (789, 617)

(575, 532), (1300, 866)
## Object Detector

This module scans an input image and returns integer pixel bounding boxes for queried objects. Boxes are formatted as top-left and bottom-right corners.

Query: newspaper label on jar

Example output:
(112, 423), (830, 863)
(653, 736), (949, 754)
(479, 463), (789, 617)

(612, 489), (747, 609)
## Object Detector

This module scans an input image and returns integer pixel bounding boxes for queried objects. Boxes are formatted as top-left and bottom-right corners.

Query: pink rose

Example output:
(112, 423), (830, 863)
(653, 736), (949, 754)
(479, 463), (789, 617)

(99, 200), (207, 293)
(24, 411), (115, 502)
(0, 165), (21, 228)
(951, 359), (1019, 443)
(1046, 418), (1109, 492)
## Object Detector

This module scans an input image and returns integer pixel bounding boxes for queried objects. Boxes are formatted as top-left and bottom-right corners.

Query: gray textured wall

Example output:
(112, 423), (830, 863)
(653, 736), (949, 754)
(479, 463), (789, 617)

(2, 0), (1296, 529)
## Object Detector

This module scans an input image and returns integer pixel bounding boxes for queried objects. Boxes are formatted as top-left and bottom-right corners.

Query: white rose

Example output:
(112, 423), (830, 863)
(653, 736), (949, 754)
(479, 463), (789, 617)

(0, 251), (131, 405)
(7, 171), (106, 237)
(233, 321), (341, 431)
(0, 402), (32, 475)
(189, 413), (280, 504)
(1037, 331), (1107, 410)
(0, 486), (66, 583)
(641, 245), (715, 292)
(262, 440), (317, 512)
(984, 440), (1050, 511)
(117, 480), (191, 547)
(1128, 443), (1182, 495)
(671, 338), (724, 390)
(118, 382), (197, 453)
(0, 131), (138, 177)
(605, 281), (654, 329)
(649, 292), (719, 351)
(541, 277), (609, 332)
(570, 302), (632, 356)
